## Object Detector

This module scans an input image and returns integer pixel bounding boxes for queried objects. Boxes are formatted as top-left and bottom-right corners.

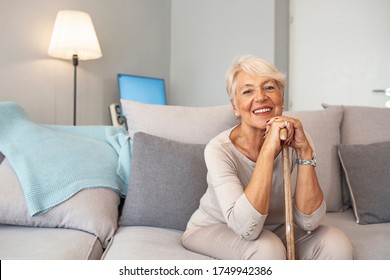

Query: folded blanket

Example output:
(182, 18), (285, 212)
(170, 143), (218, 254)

(0, 102), (131, 216)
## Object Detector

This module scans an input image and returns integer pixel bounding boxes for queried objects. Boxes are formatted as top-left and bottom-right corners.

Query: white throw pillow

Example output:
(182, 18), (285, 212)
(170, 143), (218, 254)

(120, 99), (237, 144)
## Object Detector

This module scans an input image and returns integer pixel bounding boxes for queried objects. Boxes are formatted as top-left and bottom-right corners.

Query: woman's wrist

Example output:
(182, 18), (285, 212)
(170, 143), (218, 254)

(296, 144), (314, 160)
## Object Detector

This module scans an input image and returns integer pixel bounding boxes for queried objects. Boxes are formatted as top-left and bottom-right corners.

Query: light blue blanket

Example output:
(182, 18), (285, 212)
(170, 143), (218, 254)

(0, 102), (131, 216)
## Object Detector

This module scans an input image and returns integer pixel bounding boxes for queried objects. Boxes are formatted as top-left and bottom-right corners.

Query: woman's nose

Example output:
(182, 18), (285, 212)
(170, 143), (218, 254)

(254, 88), (267, 102)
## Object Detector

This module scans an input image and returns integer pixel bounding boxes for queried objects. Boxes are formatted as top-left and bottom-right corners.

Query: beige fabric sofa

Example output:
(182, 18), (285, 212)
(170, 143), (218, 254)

(0, 101), (389, 260)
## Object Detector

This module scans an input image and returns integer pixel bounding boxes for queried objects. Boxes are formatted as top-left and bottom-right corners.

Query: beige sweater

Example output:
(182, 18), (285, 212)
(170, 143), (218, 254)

(184, 127), (326, 240)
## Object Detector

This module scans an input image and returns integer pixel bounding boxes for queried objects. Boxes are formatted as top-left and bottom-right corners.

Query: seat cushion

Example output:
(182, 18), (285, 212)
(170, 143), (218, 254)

(322, 210), (390, 260)
(0, 225), (103, 260)
(102, 226), (212, 260)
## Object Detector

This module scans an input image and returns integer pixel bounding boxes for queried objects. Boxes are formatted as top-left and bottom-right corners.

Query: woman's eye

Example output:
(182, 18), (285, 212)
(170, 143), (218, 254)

(242, 89), (253, 94)
(265, 86), (275, 92)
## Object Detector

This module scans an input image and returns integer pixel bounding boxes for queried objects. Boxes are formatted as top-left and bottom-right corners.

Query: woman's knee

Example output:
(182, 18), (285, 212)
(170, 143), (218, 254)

(245, 230), (286, 260)
(299, 226), (354, 260)
(321, 226), (354, 259)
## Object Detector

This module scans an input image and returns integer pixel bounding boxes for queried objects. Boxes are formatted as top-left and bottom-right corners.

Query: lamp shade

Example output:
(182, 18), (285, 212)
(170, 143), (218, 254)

(48, 10), (102, 60)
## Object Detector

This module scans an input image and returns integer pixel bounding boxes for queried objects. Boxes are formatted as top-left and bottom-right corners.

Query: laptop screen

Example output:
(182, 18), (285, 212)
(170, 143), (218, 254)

(117, 74), (167, 105)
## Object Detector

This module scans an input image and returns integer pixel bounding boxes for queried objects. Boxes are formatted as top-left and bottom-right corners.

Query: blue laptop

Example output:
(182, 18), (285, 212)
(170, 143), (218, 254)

(117, 73), (167, 105)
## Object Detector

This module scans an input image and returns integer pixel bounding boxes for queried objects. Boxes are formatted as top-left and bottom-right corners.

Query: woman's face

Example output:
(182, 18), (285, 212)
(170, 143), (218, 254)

(233, 71), (284, 130)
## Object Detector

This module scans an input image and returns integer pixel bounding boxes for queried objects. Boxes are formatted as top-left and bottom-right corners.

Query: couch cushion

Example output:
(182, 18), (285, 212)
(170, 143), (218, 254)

(339, 105), (390, 145)
(323, 104), (390, 208)
(120, 132), (208, 231)
(102, 226), (212, 260)
(0, 158), (120, 247)
(121, 100), (344, 212)
(0, 225), (103, 260)
(322, 210), (390, 260)
(338, 141), (390, 224)
(285, 106), (344, 211)
(120, 99), (237, 144)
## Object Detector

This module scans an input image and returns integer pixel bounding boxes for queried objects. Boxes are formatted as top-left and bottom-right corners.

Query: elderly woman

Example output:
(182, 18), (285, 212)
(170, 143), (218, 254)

(182, 55), (353, 259)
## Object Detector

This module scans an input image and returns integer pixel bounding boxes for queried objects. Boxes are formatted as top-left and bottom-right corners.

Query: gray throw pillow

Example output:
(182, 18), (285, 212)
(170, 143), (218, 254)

(338, 141), (390, 224)
(120, 132), (208, 231)
(323, 104), (390, 209)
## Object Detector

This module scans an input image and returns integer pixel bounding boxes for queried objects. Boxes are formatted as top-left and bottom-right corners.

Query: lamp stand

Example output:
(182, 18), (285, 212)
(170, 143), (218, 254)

(72, 54), (79, 126)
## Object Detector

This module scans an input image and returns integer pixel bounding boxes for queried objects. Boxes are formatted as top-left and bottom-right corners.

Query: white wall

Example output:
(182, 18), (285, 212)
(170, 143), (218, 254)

(3, 1), (388, 125)
(289, 0), (390, 110)
(170, 0), (276, 107)
(0, 0), (286, 124)
(0, 0), (171, 125)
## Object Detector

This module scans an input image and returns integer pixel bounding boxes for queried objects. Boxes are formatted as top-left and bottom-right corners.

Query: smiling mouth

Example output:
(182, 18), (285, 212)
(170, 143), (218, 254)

(253, 108), (272, 114)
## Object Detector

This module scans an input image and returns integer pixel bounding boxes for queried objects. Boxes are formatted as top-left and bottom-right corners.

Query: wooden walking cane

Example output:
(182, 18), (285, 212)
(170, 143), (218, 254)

(280, 127), (295, 260)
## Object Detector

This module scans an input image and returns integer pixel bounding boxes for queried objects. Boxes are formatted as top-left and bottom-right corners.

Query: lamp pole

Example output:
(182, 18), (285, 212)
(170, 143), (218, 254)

(72, 54), (79, 126)
(48, 10), (102, 126)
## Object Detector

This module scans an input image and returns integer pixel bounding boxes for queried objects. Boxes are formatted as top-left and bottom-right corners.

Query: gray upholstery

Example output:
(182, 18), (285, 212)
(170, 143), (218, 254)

(0, 158), (121, 247)
(102, 226), (212, 260)
(340, 106), (390, 145)
(121, 99), (237, 144)
(0, 225), (103, 260)
(285, 106), (344, 212)
(338, 141), (390, 224)
(1, 104), (389, 260)
(323, 210), (390, 260)
(120, 132), (207, 231)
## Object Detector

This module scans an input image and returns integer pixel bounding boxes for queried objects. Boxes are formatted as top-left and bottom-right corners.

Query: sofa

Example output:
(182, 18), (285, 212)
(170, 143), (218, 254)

(0, 100), (389, 260)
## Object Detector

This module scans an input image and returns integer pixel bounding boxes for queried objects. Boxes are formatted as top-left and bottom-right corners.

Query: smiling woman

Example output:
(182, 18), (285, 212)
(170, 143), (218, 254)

(232, 73), (283, 128)
(181, 55), (354, 260)
(225, 56), (286, 106)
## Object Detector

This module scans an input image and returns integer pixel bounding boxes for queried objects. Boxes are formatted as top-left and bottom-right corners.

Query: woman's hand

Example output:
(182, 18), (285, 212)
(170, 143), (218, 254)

(264, 116), (323, 215)
(263, 116), (313, 158)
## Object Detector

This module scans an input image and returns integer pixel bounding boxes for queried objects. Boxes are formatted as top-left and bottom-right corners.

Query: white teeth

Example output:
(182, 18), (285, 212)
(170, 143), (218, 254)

(253, 108), (271, 114)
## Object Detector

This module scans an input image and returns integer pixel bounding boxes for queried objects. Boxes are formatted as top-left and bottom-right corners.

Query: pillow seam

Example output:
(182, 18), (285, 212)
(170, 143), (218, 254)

(338, 148), (360, 224)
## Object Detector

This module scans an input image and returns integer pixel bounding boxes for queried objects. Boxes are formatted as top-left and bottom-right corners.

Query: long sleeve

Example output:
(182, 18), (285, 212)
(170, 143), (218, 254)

(294, 199), (326, 233)
(184, 128), (326, 241)
(205, 142), (267, 240)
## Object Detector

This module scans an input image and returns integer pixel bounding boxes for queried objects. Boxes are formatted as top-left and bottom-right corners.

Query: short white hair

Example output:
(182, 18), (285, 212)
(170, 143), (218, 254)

(225, 55), (286, 103)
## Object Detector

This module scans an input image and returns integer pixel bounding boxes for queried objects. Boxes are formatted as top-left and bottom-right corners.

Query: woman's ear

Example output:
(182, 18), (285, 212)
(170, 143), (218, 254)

(231, 101), (239, 117)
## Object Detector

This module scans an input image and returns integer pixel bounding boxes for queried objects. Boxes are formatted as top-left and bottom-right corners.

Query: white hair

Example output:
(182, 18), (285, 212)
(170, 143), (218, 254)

(225, 55), (286, 103)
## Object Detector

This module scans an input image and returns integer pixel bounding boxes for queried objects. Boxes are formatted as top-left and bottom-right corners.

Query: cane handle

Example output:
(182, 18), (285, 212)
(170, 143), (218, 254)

(280, 128), (287, 141)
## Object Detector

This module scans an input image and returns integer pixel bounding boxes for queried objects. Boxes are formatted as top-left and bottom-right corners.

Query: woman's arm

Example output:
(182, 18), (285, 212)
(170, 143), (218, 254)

(205, 143), (267, 240)
(265, 117), (324, 215)
(244, 147), (275, 215)
(294, 144), (324, 214)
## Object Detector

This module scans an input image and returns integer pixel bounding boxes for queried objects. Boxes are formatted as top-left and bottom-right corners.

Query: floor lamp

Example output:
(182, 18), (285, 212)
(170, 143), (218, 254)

(48, 10), (102, 125)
